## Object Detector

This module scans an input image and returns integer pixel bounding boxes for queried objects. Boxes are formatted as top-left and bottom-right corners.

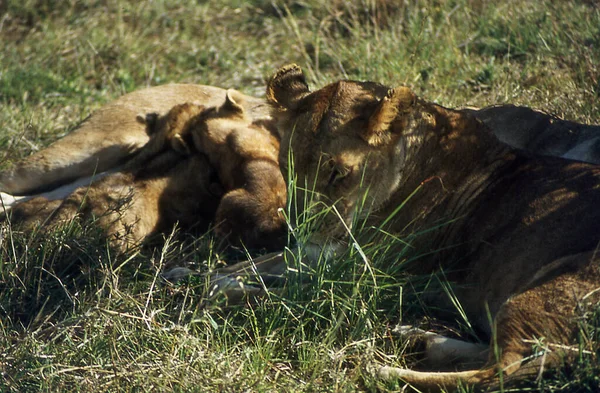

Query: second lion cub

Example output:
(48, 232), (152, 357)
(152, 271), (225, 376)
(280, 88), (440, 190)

(141, 90), (287, 249)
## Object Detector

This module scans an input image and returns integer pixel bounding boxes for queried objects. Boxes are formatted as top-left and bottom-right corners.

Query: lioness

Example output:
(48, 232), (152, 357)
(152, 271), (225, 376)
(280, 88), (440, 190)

(210, 65), (600, 391)
(137, 90), (287, 248)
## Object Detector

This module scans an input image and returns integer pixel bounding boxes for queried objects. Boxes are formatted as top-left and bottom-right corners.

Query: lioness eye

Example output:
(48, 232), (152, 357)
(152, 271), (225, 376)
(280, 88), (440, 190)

(326, 164), (350, 187)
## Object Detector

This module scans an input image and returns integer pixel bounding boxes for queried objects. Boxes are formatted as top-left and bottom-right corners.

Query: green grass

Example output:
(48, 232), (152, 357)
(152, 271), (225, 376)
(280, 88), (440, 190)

(1, 0), (599, 392)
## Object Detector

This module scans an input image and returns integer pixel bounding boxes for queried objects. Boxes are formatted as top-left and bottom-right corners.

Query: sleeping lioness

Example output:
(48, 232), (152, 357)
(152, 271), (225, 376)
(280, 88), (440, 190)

(209, 65), (600, 391)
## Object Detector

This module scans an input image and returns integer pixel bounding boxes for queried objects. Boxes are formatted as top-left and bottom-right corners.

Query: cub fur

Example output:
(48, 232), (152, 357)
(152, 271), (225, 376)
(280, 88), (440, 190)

(4, 150), (221, 253)
(140, 91), (287, 249)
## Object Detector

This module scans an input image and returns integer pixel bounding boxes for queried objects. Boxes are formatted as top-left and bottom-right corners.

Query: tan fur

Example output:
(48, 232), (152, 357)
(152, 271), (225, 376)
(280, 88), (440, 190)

(2, 90), (287, 252)
(212, 65), (600, 391)
(5, 150), (221, 253)
(142, 91), (287, 248)
(0, 84), (270, 195)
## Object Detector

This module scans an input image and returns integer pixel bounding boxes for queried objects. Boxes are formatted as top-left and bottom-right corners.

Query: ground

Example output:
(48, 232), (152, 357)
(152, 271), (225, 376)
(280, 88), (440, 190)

(0, 1), (599, 392)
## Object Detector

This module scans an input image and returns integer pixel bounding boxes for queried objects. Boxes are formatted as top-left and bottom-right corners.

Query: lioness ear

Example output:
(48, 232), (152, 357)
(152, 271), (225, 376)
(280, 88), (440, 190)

(219, 89), (245, 116)
(363, 87), (416, 146)
(266, 64), (310, 110)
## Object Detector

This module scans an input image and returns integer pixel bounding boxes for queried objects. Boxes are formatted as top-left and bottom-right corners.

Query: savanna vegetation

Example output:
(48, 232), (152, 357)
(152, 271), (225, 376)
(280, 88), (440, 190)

(0, 1), (599, 391)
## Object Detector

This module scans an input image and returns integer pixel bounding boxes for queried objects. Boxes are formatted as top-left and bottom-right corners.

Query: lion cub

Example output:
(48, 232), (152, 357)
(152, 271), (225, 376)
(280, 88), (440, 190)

(3, 150), (221, 253)
(141, 90), (287, 249)
(3, 91), (286, 252)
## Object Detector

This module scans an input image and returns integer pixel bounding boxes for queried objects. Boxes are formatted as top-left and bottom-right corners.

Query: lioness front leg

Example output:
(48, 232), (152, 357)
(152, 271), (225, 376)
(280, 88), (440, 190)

(0, 192), (27, 212)
(205, 250), (290, 303)
(393, 325), (488, 370)
(204, 242), (334, 304)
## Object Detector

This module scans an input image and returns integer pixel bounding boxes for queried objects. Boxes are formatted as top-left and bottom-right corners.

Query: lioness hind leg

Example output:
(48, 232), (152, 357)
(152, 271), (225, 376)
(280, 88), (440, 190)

(378, 259), (598, 392)
(377, 334), (564, 392)
(377, 334), (529, 392)
(377, 358), (514, 392)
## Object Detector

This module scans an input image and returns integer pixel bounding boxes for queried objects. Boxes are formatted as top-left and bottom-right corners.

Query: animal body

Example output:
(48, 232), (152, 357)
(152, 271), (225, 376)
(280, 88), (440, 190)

(210, 65), (600, 391)
(0, 84), (277, 251)
(3, 144), (221, 253)
(463, 104), (600, 164)
(136, 90), (287, 248)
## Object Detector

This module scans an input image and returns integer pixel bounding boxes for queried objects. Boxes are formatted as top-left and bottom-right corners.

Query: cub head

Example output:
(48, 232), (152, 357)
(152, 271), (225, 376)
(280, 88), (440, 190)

(139, 89), (252, 158)
(267, 64), (417, 249)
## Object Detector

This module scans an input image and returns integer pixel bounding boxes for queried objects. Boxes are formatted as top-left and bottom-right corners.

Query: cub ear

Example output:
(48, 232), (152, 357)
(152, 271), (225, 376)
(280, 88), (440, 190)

(266, 64), (310, 110)
(363, 86), (416, 146)
(137, 112), (159, 125)
(220, 89), (245, 116)
(170, 134), (192, 156)
(137, 112), (160, 135)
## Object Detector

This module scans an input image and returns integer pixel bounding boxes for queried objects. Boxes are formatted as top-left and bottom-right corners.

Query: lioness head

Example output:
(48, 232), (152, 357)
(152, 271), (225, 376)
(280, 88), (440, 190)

(267, 65), (420, 249)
